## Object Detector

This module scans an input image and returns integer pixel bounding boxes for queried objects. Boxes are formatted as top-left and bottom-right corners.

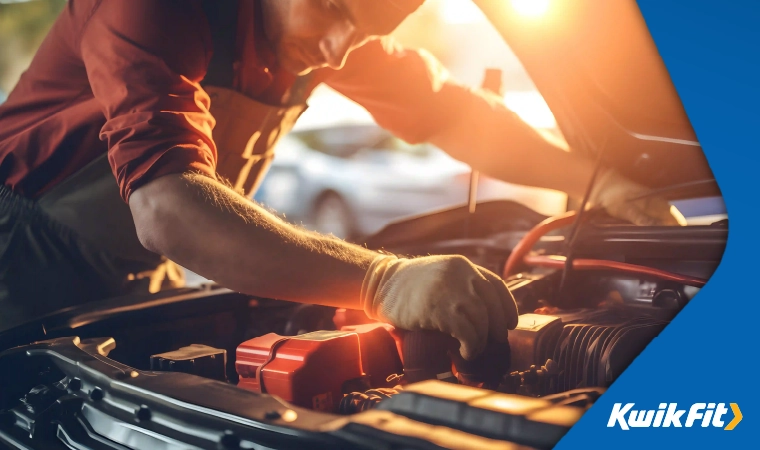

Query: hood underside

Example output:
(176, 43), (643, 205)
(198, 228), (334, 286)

(474, 0), (717, 192)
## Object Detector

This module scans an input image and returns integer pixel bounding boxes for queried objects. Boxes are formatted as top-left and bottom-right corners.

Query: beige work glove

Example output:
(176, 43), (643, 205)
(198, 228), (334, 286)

(361, 254), (519, 361)
(589, 168), (684, 226)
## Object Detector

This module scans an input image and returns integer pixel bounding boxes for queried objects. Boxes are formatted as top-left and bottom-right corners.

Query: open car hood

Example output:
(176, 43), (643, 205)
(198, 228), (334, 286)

(474, 0), (717, 192)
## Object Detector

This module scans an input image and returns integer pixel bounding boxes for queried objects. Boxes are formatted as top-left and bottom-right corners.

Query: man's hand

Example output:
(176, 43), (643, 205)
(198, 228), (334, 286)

(361, 254), (519, 360)
(590, 168), (683, 226)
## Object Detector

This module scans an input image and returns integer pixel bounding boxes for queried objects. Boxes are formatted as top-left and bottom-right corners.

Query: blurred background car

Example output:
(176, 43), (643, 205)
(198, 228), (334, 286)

(254, 123), (567, 239)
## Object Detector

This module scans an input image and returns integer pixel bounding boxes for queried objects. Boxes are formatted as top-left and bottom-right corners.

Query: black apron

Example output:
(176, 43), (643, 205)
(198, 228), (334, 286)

(0, 0), (310, 331)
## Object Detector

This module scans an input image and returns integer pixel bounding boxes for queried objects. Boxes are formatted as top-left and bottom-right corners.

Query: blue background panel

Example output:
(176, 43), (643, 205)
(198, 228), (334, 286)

(558, 0), (759, 447)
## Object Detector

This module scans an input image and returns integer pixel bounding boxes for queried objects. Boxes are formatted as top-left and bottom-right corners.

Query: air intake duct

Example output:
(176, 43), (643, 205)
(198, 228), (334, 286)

(508, 310), (668, 394)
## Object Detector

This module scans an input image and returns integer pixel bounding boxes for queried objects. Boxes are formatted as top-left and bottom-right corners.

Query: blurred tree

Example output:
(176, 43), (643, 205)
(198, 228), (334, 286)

(0, 0), (66, 93)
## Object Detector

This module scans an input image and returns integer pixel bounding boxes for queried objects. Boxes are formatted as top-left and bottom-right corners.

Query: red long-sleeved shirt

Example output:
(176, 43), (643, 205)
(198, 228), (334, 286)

(0, 0), (472, 202)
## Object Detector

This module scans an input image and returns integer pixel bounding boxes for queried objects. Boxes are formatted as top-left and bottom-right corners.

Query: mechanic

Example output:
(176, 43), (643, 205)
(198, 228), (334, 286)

(0, 0), (675, 358)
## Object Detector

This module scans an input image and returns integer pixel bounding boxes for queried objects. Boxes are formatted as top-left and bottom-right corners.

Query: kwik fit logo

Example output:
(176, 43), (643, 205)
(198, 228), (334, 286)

(607, 403), (742, 430)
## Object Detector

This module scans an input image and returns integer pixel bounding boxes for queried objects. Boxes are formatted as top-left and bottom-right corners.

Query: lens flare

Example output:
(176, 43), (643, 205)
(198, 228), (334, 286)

(511, 0), (550, 18)
(503, 91), (556, 129)
(440, 0), (486, 24)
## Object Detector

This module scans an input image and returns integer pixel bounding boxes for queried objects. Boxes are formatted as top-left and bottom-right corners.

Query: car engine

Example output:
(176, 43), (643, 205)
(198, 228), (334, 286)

(225, 301), (674, 415)
(0, 201), (726, 449)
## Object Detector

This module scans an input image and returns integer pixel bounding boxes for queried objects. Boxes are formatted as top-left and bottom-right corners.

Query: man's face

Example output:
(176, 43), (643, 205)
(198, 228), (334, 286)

(260, 0), (415, 75)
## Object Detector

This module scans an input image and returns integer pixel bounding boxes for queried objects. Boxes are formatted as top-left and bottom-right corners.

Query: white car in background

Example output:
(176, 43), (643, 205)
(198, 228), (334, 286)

(254, 124), (567, 239)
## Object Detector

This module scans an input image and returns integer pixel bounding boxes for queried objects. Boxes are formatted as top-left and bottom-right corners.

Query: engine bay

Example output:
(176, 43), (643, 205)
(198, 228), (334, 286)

(0, 200), (727, 449)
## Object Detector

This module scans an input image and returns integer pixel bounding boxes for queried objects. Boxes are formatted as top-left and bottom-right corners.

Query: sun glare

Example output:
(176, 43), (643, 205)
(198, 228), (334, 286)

(440, 0), (486, 24)
(511, 0), (551, 18)
(504, 91), (557, 129)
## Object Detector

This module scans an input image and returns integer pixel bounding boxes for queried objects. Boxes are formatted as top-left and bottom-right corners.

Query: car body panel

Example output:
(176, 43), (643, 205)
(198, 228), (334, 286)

(474, 0), (717, 193)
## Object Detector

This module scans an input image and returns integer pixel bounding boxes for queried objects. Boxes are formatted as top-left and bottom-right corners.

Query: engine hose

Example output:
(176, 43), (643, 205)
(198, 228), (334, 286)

(339, 388), (399, 415)
(502, 211), (578, 278)
(503, 211), (708, 288)
(524, 255), (707, 288)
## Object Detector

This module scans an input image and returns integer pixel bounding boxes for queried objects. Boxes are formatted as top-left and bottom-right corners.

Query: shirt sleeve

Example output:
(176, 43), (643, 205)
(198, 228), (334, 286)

(325, 36), (475, 144)
(79, 0), (218, 201)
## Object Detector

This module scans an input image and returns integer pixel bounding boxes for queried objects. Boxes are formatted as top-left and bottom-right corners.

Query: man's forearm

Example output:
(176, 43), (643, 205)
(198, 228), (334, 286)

(129, 173), (378, 308)
(429, 88), (595, 199)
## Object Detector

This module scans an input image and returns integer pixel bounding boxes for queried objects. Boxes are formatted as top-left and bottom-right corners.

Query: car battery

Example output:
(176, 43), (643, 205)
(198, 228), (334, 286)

(236, 331), (364, 411)
(340, 323), (403, 387)
(236, 325), (403, 411)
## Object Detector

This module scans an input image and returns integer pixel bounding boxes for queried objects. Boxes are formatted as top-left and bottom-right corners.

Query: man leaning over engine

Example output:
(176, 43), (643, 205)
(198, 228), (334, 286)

(0, 0), (676, 359)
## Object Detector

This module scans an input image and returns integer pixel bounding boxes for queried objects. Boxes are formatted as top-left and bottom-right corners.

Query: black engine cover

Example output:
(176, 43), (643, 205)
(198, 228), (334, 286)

(508, 309), (668, 394)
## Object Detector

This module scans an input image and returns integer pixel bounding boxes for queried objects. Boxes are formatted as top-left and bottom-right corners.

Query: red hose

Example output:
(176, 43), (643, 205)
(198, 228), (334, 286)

(503, 211), (708, 288)
(523, 255), (707, 288)
(502, 210), (578, 278)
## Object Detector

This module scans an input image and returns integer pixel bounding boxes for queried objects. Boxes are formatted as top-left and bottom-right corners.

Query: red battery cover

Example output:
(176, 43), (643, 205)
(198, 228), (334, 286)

(235, 331), (364, 412)
(340, 323), (404, 387)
